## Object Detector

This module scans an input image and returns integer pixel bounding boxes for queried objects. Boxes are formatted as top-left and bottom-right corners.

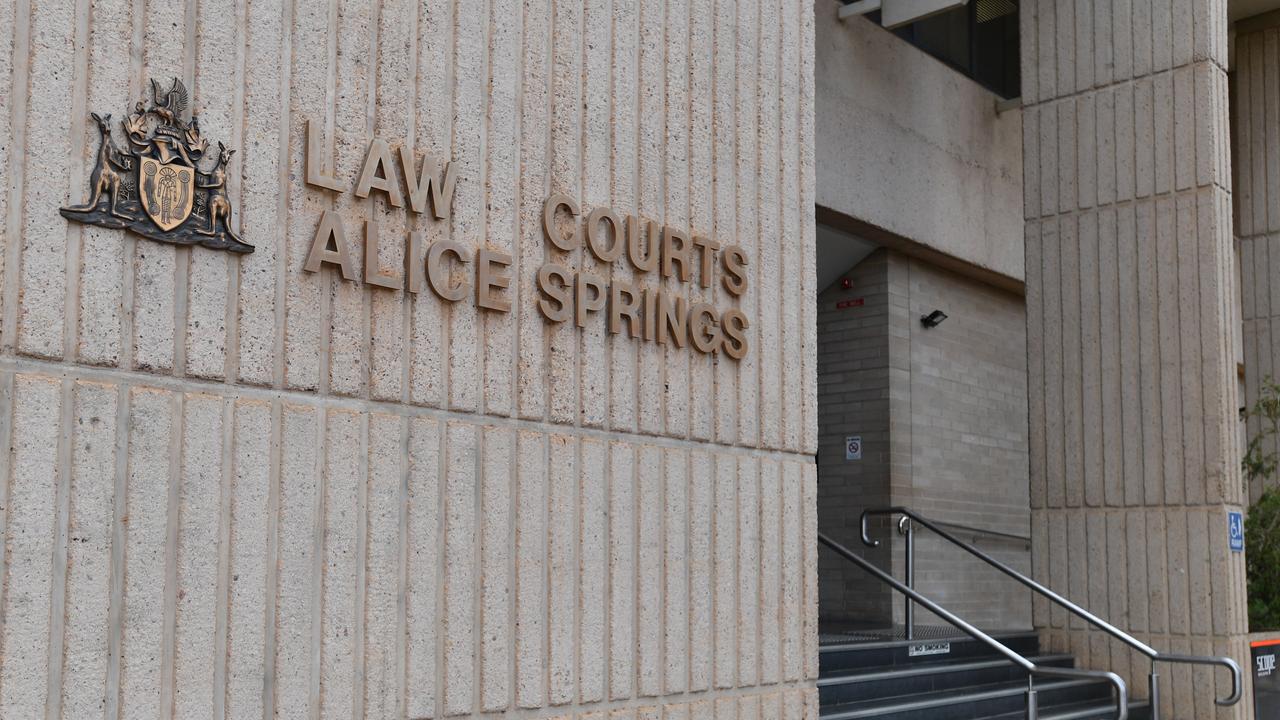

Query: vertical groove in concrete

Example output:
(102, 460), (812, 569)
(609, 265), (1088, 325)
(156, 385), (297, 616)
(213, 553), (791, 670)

(579, 438), (608, 703)
(663, 0), (690, 441)
(60, 0), (90, 371)
(663, 447), (689, 693)
(634, 0), (662, 437)
(0, 0), (25, 355)
(688, 0), (714, 443)
(212, 398), (236, 720)
(481, 425), (515, 710)
(755, 0), (779, 451)
(690, 451), (714, 691)
(270, 403), (313, 718)
(608, 441), (636, 701)
(40, 378), (69, 720)
(104, 382), (129, 720)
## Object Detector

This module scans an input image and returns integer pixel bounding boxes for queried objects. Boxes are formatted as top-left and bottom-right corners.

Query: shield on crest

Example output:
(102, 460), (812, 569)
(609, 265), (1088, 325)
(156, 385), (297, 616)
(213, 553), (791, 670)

(138, 156), (194, 231)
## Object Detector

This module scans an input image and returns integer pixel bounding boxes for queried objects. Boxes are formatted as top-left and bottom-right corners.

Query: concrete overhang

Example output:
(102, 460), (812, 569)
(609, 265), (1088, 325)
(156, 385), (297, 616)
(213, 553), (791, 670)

(815, 7), (1025, 289)
(1229, 0), (1280, 67)
(816, 224), (879, 294)
(1232, 0), (1280, 23)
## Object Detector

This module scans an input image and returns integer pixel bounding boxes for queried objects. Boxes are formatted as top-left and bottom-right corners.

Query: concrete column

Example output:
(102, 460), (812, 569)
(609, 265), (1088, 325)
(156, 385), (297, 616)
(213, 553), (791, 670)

(1020, 1), (1250, 717)
(1235, 13), (1280, 505)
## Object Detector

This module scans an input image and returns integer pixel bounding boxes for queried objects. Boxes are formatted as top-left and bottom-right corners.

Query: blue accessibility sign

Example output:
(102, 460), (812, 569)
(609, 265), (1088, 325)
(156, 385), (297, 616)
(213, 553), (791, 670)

(1229, 511), (1245, 553)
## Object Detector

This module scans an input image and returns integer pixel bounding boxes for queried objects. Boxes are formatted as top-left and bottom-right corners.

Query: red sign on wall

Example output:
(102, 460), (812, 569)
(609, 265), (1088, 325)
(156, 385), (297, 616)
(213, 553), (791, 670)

(836, 298), (864, 310)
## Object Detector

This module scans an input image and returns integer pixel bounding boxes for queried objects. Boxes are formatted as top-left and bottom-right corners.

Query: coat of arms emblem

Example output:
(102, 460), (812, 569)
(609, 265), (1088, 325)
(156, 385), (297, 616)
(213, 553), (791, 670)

(60, 78), (253, 253)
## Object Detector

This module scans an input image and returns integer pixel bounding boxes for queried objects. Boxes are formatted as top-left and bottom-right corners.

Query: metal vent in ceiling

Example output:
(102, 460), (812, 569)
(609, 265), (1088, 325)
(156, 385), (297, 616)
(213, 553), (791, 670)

(975, 0), (1016, 23)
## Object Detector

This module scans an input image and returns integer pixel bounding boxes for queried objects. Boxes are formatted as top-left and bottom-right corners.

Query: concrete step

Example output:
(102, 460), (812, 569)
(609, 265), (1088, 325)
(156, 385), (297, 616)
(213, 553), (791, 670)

(819, 631), (1042, 676)
(819, 677), (1113, 720)
(818, 653), (1074, 706)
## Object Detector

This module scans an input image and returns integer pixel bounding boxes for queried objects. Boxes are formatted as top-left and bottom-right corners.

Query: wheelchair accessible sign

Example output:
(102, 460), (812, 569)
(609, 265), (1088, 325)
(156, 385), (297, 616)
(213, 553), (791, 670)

(1229, 511), (1244, 553)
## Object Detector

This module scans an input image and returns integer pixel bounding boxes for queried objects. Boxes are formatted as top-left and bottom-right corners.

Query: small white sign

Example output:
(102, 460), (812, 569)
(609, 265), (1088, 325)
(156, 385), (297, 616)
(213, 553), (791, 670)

(908, 642), (951, 657)
(1258, 653), (1276, 678)
(845, 436), (862, 461)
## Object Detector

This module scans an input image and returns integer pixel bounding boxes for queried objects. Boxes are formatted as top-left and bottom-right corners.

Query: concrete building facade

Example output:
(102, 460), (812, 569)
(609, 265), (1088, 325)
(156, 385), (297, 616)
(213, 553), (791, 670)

(4, 0), (1280, 717)
(812, 0), (1264, 717)
(0, 1), (818, 718)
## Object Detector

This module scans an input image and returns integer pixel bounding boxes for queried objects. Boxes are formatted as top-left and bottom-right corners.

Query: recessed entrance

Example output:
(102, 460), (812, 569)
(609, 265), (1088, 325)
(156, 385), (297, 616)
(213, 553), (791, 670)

(810, 217), (1074, 717)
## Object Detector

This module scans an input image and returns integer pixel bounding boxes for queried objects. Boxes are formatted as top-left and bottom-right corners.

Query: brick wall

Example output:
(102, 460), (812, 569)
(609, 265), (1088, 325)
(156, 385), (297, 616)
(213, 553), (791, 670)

(817, 250), (894, 627)
(817, 247), (1030, 632)
(897, 255), (1031, 631)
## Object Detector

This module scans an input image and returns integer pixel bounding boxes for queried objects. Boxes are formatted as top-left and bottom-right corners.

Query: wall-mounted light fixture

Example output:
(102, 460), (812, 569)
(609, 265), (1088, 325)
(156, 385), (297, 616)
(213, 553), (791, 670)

(920, 309), (948, 328)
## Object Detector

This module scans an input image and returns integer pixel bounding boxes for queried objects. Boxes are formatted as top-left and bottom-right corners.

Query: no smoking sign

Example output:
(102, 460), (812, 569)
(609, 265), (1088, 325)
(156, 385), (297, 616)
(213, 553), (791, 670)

(845, 436), (862, 461)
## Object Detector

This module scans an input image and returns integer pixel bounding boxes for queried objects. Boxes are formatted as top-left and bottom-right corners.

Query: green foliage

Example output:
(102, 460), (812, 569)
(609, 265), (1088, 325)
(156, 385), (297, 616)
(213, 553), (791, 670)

(1248, 490), (1280, 631)
(1242, 377), (1280, 631)
(1244, 377), (1280, 487)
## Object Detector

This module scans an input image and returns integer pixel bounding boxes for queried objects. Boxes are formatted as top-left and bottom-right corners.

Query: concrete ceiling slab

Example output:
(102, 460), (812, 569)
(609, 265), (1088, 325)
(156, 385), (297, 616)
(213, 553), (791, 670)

(1233, 0), (1280, 22)
(816, 223), (879, 294)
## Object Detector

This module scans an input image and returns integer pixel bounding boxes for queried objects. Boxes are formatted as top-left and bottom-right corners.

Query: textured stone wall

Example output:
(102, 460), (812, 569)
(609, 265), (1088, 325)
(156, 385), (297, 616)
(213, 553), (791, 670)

(0, 1), (818, 718)
(1020, 0), (1250, 717)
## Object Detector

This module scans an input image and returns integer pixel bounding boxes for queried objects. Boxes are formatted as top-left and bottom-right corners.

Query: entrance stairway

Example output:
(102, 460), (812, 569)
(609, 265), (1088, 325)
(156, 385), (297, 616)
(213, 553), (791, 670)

(816, 507), (1245, 720)
(818, 631), (1152, 720)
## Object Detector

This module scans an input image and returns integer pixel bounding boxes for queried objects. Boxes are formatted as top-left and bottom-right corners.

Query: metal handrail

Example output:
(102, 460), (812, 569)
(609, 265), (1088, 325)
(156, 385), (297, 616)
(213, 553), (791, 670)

(859, 507), (1244, 717)
(930, 518), (1031, 545)
(818, 532), (1128, 720)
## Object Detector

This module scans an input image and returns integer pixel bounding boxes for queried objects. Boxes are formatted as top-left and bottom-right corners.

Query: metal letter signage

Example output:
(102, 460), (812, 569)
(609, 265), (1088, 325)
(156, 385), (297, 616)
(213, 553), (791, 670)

(296, 117), (750, 359)
(61, 78), (253, 254)
(533, 195), (752, 359)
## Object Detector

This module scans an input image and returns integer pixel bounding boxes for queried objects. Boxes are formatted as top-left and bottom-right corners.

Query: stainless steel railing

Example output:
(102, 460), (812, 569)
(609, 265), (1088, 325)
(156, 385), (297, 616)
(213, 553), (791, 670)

(817, 532), (1129, 720)
(929, 517), (1031, 546)
(858, 507), (1244, 719)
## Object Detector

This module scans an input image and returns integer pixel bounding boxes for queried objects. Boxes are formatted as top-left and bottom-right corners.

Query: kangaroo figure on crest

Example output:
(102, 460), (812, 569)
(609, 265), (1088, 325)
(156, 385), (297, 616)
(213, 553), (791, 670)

(64, 112), (127, 219)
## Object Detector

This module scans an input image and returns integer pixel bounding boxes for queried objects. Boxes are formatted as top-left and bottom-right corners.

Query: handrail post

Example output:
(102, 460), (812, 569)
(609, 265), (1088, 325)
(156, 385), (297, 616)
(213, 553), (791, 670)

(1148, 664), (1160, 720)
(1025, 676), (1038, 720)
(900, 516), (915, 640)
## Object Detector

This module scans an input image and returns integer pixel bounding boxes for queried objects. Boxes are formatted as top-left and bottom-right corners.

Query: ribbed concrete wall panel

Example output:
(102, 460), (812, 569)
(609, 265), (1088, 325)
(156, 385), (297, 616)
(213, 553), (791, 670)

(1023, 0), (1248, 716)
(0, 0), (817, 717)
(0, 372), (817, 717)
